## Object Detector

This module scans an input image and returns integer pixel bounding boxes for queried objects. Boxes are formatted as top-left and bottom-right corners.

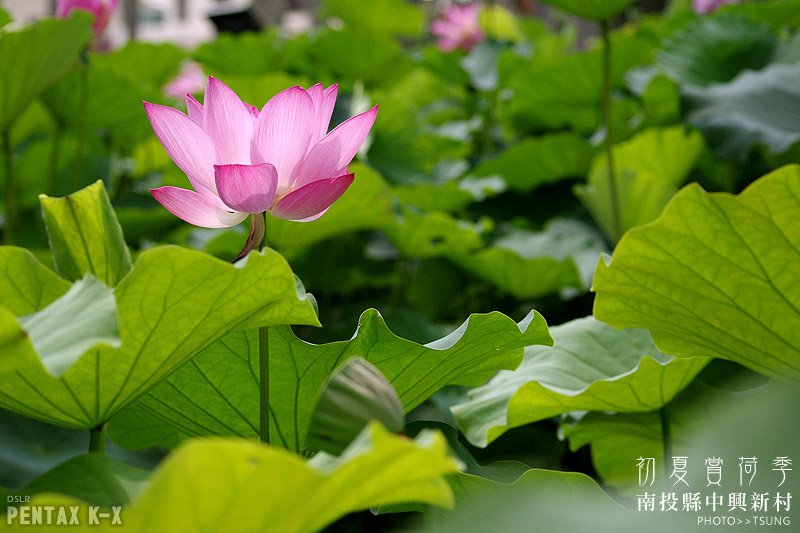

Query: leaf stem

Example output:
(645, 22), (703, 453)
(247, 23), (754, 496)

(73, 61), (89, 192)
(259, 325), (270, 445)
(600, 19), (621, 243)
(2, 128), (16, 245)
(89, 423), (106, 454)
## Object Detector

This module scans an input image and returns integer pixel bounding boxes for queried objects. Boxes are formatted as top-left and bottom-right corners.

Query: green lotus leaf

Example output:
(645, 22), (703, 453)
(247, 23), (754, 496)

(109, 309), (550, 451)
(0, 12), (92, 132)
(537, 0), (635, 21)
(562, 380), (800, 495)
(574, 126), (704, 241)
(0, 454), (149, 513)
(383, 209), (488, 259)
(323, 0), (425, 38)
(425, 468), (625, 532)
(685, 62), (800, 159)
(0, 247), (319, 429)
(501, 34), (652, 133)
(594, 165), (800, 381)
(450, 219), (607, 299)
(16, 275), (119, 376)
(471, 133), (597, 192)
(658, 14), (777, 88)
(453, 317), (708, 447)
(4, 424), (460, 533)
(40, 181), (132, 287)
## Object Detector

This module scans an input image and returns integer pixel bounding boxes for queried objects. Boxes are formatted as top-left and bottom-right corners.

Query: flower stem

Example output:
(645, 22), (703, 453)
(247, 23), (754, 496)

(250, 212), (270, 445)
(89, 424), (106, 454)
(233, 213), (266, 263)
(600, 19), (621, 243)
(2, 128), (16, 245)
(259, 325), (270, 445)
(73, 61), (89, 192)
(230, 215), (270, 444)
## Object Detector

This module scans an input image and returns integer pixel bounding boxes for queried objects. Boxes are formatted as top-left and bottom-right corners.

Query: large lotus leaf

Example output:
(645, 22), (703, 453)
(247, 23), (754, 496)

(405, 421), (530, 485)
(0, 407), (161, 490)
(0, 247), (319, 429)
(0, 247), (70, 316)
(383, 210), (488, 259)
(776, 31), (800, 64)
(90, 42), (186, 90)
(194, 29), (283, 75)
(42, 63), (164, 151)
(658, 15), (777, 88)
(0, 307), (43, 375)
(8, 97), (56, 149)
(4, 424), (460, 533)
(0, 12), (92, 132)
(471, 133), (597, 192)
(639, 74), (680, 127)
(40, 181), (132, 287)
(509, 18), (574, 61)
(537, 0), (635, 21)
(0, 275), (118, 377)
(420, 45), (471, 86)
(594, 165), (800, 382)
(108, 309), (550, 452)
(425, 469), (626, 532)
(0, 247), (69, 375)
(502, 34), (653, 133)
(42, 42), (184, 150)
(14, 275), (119, 376)
(433, 388), (797, 533)
(452, 316), (708, 447)
(393, 181), (478, 213)
(562, 380), (800, 497)
(0, 454), (149, 512)
(265, 163), (393, 252)
(722, 0), (800, 31)
(574, 126), (704, 241)
(308, 29), (410, 88)
(9, 133), (80, 209)
(479, 5), (526, 43)
(449, 219), (607, 299)
(685, 62), (800, 159)
(460, 41), (503, 91)
(369, 69), (469, 183)
(595, 127), (705, 186)
(323, 0), (425, 38)
(562, 411), (662, 494)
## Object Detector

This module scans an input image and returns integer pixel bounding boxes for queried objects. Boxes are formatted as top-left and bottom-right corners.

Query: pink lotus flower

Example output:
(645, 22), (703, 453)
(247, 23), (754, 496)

(692, 0), (739, 14)
(164, 62), (207, 100)
(431, 2), (485, 53)
(56, 0), (118, 36)
(145, 77), (378, 227)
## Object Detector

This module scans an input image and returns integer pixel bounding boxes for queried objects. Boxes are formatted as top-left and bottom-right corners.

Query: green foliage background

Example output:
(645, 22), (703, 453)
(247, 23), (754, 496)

(0, 0), (798, 531)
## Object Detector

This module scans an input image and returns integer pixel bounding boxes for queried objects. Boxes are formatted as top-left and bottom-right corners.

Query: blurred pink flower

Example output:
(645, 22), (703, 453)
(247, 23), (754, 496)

(56, 0), (118, 36)
(145, 77), (378, 227)
(692, 0), (739, 14)
(431, 2), (485, 53)
(164, 62), (207, 100)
